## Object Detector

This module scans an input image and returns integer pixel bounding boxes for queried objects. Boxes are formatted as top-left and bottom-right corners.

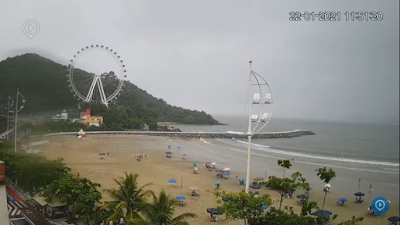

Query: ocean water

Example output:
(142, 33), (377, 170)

(171, 117), (400, 175)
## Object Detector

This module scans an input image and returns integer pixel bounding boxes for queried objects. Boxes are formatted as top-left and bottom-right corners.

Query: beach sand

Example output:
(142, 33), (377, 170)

(40, 135), (398, 225)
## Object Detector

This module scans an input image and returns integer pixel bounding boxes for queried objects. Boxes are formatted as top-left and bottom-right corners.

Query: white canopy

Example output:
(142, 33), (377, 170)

(78, 129), (86, 135)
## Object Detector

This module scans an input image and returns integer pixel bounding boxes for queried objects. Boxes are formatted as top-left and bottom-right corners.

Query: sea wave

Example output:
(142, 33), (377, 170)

(202, 139), (399, 174)
(215, 138), (399, 167)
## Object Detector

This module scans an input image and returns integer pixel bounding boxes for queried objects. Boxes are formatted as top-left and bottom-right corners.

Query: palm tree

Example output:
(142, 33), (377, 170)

(102, 172), (154, 222)
(277, 159), (292, 178)
(131, 190), (197, 225)
(315, 167), (336, 211)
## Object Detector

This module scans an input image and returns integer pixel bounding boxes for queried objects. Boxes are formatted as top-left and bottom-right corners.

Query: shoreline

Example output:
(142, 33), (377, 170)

(40, 135), (399, 225)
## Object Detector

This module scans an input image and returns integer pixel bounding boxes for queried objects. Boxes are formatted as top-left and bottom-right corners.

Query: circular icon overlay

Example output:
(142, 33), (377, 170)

(371, 196), (390, 215)
(22, 19), (40, 39)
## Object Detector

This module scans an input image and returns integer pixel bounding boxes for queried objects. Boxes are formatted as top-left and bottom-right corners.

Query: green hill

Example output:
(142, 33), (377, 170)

(0, 53), (221, 129)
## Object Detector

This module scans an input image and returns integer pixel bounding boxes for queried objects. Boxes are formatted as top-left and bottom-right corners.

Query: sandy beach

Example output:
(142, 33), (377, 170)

(40, 135), (399, 225)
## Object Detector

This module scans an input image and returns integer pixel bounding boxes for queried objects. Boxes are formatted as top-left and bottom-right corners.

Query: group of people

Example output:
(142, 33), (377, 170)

(135, 154), (147, 161)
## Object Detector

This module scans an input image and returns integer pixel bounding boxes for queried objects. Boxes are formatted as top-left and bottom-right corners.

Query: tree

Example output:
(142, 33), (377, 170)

(263, 177), (294, 210)
(43, 174), (102, 222)
(315, 167), (336, 211)
(16, 156), (70, 193)
(130, 190), (196, 225)
(88, 206), (114, 225)
(248, 207), (318, 225)
(102, 172), (154, 222)
(0, 145), (70, 193)
(299, 200), (318, 216)
(277, 159), (292, 178)
(212, 190), (272, 224)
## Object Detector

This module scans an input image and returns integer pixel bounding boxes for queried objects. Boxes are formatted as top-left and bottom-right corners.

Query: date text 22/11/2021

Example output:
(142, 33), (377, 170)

(289, 11), (384, 22)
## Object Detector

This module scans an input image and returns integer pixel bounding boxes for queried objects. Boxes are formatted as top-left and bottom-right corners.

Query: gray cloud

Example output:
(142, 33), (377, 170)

(0, 0), (398, 124)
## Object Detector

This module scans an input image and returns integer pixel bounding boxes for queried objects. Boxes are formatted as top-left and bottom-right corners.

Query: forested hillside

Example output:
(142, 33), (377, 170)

(0, 54), (221, 129)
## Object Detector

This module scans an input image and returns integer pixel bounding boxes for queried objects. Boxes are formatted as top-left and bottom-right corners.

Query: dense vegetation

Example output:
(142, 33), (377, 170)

(0, 141), (362, 225)
(0, 53), (221, 128)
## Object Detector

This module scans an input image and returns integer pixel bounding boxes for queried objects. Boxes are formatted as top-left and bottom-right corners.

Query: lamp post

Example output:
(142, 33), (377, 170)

(13, 89), (26, 154)
(244, 61), (274, 193)
(6, 95), (13, 141)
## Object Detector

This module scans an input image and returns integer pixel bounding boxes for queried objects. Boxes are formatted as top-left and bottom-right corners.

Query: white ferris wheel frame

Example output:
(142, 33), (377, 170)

(248, 62), (274, 135)
(67, 45), (126, 107)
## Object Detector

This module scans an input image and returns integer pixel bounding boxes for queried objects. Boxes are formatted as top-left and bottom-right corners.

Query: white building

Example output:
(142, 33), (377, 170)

(51, 110), (68, 121)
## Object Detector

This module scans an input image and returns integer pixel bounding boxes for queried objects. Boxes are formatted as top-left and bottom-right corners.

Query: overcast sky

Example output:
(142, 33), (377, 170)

(0, 0), (398, 124)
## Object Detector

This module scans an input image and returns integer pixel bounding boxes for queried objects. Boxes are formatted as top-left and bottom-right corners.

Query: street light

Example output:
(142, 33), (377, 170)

(244, 61), (274, 193)
(6, 95), (13, 141)
(13, 89), (27, 154)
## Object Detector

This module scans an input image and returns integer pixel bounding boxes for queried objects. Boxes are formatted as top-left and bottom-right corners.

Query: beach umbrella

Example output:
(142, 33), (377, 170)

(237, 177), (245, 181)
(311, 210), (332, 218)
(253, 177), (264, 181)
(165, 151), (173, 154)
(339, 198), (347, 202)
(191, 162), (197, 165)
(215, 181), (221, 185)
(211, 162), (217, 165)
(223, 167), (230, 171)
(222, 197), (230, 202)
(189, 186), (199, 191)
(297, 194), (309, 199)
(325, 183), (331, 188)
(182, 154), (187, 156)
(193, 167), (198, 171)
(388, 217), (400, 223)
(177, 146), (181, 149)
(249, 185), (261, 189)
(222, 171), (230, 175)
(168, 179), (177, 183)
(354, 192), (365, 196)
(207, 208), (223, 215)
(309, 187), (313, 191)
(262, 205), (267, 210)
(176, 196), (186, 200)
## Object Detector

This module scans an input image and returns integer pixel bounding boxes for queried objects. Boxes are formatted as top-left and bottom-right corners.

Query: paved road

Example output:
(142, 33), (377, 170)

(7, 186), (52, 225)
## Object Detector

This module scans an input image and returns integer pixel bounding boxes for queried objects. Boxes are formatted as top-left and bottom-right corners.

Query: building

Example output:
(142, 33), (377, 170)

(80, 109), (103, 127)
(0, 161), (9, 224)
(32, 193), (68, 219)
(51, 110), (68, 121)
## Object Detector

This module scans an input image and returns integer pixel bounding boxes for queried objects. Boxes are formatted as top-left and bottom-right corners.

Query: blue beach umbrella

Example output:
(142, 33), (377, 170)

(176, 196), (186, 200)
(222, 171), (230, 175)
(339, 198), (347, 202)
(169, 179), (177, 183)
(177, 146), (181, 149)
(311, 210), (332, 218)
(309, 187), (313, 191)
(249, 185), (261, 189)
(222, 197), (230, 202)
(207, 208), (223, 215)
(182, 154), (187, 156)
(238, 178), (245, 181)
(262, 205), (267, 210)
(297, 194), (309, 199)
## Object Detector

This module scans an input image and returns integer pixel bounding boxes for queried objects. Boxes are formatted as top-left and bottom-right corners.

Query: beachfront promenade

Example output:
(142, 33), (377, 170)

(42, 129), (315, 139)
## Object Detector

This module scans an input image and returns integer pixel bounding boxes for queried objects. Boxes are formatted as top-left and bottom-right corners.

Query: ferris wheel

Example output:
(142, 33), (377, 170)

(67, 45), (127, 107)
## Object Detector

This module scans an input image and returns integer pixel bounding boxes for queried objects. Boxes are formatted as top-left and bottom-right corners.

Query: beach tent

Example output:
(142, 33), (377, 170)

(78, 129), (86, 137)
